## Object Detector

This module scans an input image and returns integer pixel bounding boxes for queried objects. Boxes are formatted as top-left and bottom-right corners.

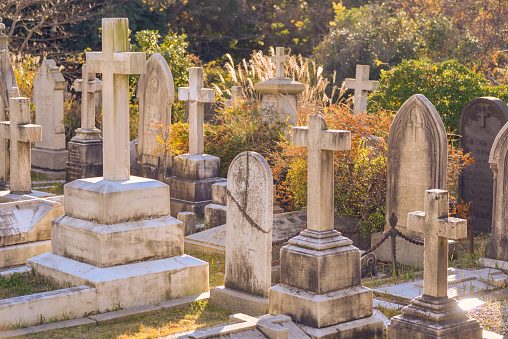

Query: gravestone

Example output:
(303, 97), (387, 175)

(0, 19), (19, 184)
(32, 59), (67, 179)
(387, 189), (482, 338)
(225, 86), (243, 107)
(459, 97), (508, 232)
(132, 53), (174, 180)
(269, 114), (383, 338)
(28, 18), (208, 311)
(344, 64), (379, 113)
(65, 63), (103, 182)
(254, 47), (305, 126)
(211, 151), (273, 316)
(169, 67), (225, 217)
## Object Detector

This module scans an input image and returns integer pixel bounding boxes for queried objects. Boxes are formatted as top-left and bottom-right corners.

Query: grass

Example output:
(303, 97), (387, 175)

(0, 268), (65, 300)
(34, 182), (64, 195)
(449, 232), (489, 270)
(376, 304), (402, 320)
(30, 172), (52, 182)
(184, 250), (225, 288)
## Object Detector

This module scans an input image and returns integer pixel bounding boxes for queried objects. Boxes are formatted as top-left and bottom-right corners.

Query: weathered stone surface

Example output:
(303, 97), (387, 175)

(0, 240), (51, 268)
(386, 94), (447, 239)
(177, 211), (196, 236)
(343, 65), (379, 113)
(210, 286), (269, 316)
(212, 181), (227, 205)
(459, 97), (508, 232)
(204, 203), (227, 228)
(298, 315), (384, 339)
(173, 154), (220, 180)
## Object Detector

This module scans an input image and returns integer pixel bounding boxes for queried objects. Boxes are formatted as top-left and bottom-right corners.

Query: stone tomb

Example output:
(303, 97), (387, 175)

(131, 53), (174, 181)
(372, 94), (450, 266)
(387, 190), (482, 339)
(32, 59), (67, 179)
(459, 97), (508, 232)
(254, 47), (305, 126)
(211, 152), (273, 316)
(343, 64), (379, 113)
(169, 67), (225, 217)
(28, 18), (208, 312)
(269, 115), (383, 338)
(66, 63), (103, 182)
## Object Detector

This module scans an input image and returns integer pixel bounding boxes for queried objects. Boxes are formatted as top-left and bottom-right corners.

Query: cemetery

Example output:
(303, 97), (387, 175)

(2, 1), (508, 338)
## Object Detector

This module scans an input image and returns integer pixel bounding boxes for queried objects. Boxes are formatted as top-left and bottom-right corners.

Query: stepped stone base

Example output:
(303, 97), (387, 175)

(66, 136), (103, 182)
(298, 314), (384, 339)
(32, 148), (68, 179)
(0, 240), (51, 268)
(210, 286), (269, 316)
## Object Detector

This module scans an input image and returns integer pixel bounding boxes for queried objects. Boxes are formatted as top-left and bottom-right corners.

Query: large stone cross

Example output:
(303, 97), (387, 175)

(74, 63), (102, 133)
(344, 65), (379, 113)
(0, 97), (42, 194)
(407, 189), (467, 298)
(293, 114), (351, 232)
(272, 47), (289, 78)
(178, 67), (214, 155)
(86, 18), (146, 181)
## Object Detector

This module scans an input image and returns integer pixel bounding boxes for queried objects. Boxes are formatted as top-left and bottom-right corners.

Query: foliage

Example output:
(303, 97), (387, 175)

(12, 54), (39, 99)
(0, 268), (64, 301)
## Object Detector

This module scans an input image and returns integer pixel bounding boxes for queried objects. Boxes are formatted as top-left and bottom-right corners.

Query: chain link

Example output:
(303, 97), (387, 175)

(361, 232), (390, 257)
(396, 230), (424, 246)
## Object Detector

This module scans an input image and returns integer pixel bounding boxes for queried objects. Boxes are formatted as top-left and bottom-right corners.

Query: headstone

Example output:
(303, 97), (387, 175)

(459, 97), (508, 232)
(177, 211), (196, 236)
(225, 86), (243, 107)
(0, 19), (19, 183)
(132, 53), (174, 180)
(269, 114), (383, 338)
(31, 59), (67, 179)
(211, 151), (273, 316)
(387, 189), (482, 338)
(254, 47), (305, 126)
(169, 67), (225, 217)
(28, 18), (209, 312)
(344, 65), (379, 113)
(65, 63), (103, 182)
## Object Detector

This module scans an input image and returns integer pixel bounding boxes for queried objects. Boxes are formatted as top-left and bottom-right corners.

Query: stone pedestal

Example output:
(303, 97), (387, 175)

(204, 182), (227, 228)
(169, 154), (225, 218)
(387, 295), (482, 339)
(32, 148), (68, 179)
(28, 176), (209, 310)
(65, 130), (103, 182)
(269, 229), (384, 338)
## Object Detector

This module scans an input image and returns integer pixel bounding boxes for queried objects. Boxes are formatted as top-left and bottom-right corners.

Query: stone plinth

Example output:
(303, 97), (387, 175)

(65, 133), (103, 182)
(169, 154), (225, 218)
(31, 148), (68, 179)
(204, 182), (227, 228)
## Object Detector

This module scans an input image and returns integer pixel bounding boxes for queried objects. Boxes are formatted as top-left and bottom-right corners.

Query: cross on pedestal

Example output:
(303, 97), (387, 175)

(86, 18), (146, 181)
(178, 67), (214, 155)
(407, 189), (467, 298)
(407, 108), (423, 141)
(225, 86), (243, 107)
(476, 105), (490, 128)
(293, 115), (351, 232)
(74, 63), (102, 133)
(272, 47), (289, 78)
(344, 65), (379, 113)
(0, 97), (42, 194)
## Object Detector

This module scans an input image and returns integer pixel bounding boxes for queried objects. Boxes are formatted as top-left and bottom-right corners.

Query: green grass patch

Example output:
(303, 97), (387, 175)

(35, 182), (64, 195)
(30, 172), (52, 182)
(0, 268), (65, 300)
(184, 250), (225, 288)
(376, 304), (402, 320)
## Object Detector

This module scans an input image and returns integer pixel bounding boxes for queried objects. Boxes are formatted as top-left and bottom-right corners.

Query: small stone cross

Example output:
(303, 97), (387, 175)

(344, 65), (379, 113)
(74, 63), (102, 134)
(476, 105), (490, 128)
(407, 109), (423, 141)
(225, 86), (243, 107)
(0, 97), (42, 194)
(293, 115), (351, 232)
(86, 18), (146, 181)
(272, 47), (289, 78)
(178, 67), (214, 155)
(407, 189), (467, 298)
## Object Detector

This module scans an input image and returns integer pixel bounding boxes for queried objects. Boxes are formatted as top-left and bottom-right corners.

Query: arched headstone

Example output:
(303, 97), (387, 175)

(459, 97), (508, 232)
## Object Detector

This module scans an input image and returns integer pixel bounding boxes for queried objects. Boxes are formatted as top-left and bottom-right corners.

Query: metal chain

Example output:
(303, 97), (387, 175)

(396, 230), (424, 246)
(361, 232), (390, 257)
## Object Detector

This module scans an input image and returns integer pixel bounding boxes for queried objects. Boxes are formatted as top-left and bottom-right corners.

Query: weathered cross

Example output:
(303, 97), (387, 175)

(86, 18), (146, 181)
(225, 86), (243, 107)
(476, 105), (490, 128)
(74, 63), (102, 135)
(407, 189), (467, 298)
(407, 108), (423, 141)
(344, 65), (379, 113)
(0, 97), (42, 194)
(178, 67), (214, 155)
(272, 47), (289, 78)
(293, 114), (351, 232)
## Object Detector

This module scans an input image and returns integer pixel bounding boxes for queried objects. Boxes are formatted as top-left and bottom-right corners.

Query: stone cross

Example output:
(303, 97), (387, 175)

(344, 65), (379, 113)
(178, 67), (214, 155)
(407, 109), (423, 141)
(272, 47), (289, 78)
(407, 189), (467, 298)
(225, 86), (243, 107)
(476, 105), (490, 128)
(0, 97), (42, 194)
(74, 63), (102, 133)
(86, 18), (146, 181)
(292, 114), (351, 232)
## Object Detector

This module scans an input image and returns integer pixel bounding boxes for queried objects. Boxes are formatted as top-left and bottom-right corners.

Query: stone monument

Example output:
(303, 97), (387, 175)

(254, 47), (305, 126)
(459, 97), (508, 232)
(132, 53), (174, 180)
(31, 59), (67, 179)
(169, 67), (225, 217)
(269, 114), (383, 338)
(65, 63), (103, 182)
(225, 86), (242, 107)
(28, 18), (208, 311)
(343, 64), (379, 113)
(373, 94), (449, 266)
(387, 189), (482, 339)
(211, 151), (273, 316)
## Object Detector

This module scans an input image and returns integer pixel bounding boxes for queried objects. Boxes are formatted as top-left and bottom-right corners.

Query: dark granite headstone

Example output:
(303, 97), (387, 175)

(459, 97), (508, 232)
